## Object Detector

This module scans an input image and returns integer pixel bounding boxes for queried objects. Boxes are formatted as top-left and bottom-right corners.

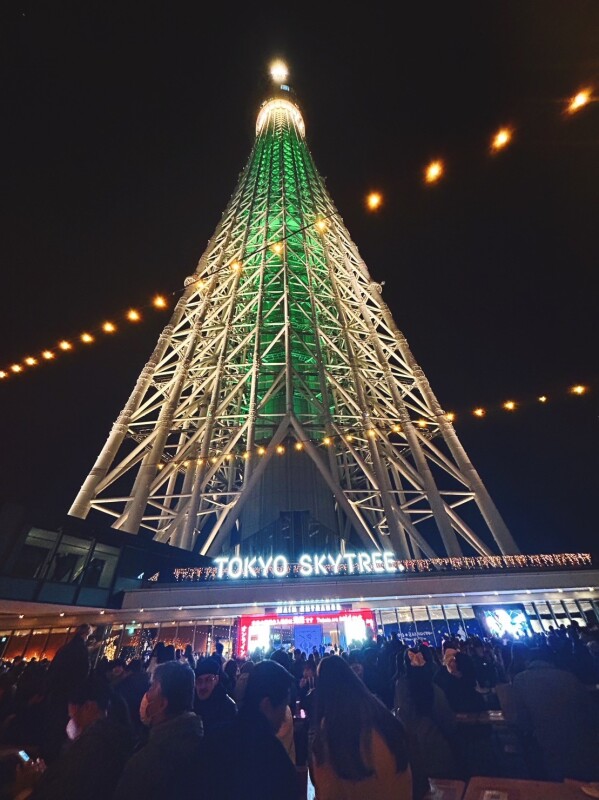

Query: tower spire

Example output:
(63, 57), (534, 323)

(69, 62), (519, 559)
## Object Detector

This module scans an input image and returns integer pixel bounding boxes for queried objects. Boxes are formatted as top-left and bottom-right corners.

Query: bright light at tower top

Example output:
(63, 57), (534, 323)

(270, 60), (289, 83)
(567, 88), (592, 114)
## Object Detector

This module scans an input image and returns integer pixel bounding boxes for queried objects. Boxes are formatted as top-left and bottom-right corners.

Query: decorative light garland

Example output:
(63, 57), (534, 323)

(169, 552), (592, 583)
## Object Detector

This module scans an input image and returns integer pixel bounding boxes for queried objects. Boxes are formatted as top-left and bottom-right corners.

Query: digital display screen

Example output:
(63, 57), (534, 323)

(476, 604), (532, 638)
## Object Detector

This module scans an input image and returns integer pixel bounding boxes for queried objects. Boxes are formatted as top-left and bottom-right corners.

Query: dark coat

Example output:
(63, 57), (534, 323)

(29, 718), (131, 800)
(46, 636), (90, 698)
(205, 708), (299, 800)
(193, 683), (237, 736)
(113, 712), (205, 800)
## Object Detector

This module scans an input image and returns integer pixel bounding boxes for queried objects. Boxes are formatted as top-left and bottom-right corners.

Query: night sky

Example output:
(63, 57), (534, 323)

(1, 3), (597, 559)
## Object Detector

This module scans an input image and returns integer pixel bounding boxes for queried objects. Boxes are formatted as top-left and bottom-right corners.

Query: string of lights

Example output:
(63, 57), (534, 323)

(365, 86), (595, 208)
(1, 84), (594, 400)
(171, 552), (592, 582)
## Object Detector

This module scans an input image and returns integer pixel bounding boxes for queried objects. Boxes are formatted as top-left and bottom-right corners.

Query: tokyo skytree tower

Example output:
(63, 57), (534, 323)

(70, 62), (519, 561)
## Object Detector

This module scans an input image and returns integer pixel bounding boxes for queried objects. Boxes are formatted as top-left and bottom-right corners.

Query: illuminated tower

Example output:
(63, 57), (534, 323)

(70, 62), (519, 561)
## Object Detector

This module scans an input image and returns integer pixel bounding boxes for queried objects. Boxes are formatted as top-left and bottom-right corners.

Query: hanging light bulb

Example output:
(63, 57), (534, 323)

(153, 295), (167, 309)
(42, 350), (54, 360)
(24, 357), (38, 366)
(425, 160), (444, 184)
(102, 322), (116, 333)
(81, 333), (94, 344)
(58, 340), (72, 351)
(127, 309), (141, 322)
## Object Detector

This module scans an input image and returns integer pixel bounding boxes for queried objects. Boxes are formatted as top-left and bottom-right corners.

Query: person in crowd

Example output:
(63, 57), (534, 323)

(291, 648), (306, 684)
(310, 654), (413, 800)
(162, 644), (176, 663)
(113, 658), (149, 738)
(205, 659), (300, 800)
(113, 661), (203, 798)
(146, 641), (165, 677)
(42, 624), (93, 763)
(232, 659), (254, 708)
(12, 675), (132, 800)
(193, 657), (237, 736)
(183, 644), (196, 672)
(510, 644), (599, 782)
(433, 647), (485, 714)
(211, 640), (226, 666)
(222, 659), (239, 698)
(394, 647), (458, 781)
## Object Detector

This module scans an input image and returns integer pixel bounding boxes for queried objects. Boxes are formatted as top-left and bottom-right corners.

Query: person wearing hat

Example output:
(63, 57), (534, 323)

(193, 657), (237, 736)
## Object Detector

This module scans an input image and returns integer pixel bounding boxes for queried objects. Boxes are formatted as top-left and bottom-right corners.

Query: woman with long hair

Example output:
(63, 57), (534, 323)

(311, 655), (412, 799)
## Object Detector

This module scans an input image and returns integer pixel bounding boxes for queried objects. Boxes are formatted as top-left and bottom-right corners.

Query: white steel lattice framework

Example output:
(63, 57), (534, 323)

(69, 83), (520, 560)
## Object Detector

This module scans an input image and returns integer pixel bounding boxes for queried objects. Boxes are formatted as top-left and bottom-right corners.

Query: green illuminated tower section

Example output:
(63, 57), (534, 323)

(70, 67), (519, 561)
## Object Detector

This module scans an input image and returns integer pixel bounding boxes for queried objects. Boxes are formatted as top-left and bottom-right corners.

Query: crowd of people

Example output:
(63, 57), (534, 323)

(0, 619), (598, 799)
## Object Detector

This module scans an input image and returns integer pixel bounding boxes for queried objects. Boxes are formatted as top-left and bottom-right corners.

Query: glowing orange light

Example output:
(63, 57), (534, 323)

(157, 463), (164, 470)
(42, 350), (54, 360)
(271, 243), (283, 255)
(59, 340), (72, 351)
(11, 364), (22, 373)
(445, 412), (456, 422)
(323, 437), (331, 446)
(570, 384), (587, 395)
(315, 219), (328, 232)
(417, 419), (428, 428)
(257, 446), (266, 456)
(195, 279), (205, 291)
(127, 309), (141, 322)
(0, 370), (8, 379)
(153, 295), (167, 309)
(276, 445), (285, 454)
(346, 434), (354, 441)
(211, 456), (217, 464)
(183, 461), (190, 468)
(102, 322), (116, 333)
(425, 160), (444, 184)
(24, 357), (38, 366)
(503, 400), (517, 411)
(243, 451), (250, 460)
(473, 408), (485, 418)
(391, 424), (401, 433)
(366, 192), (383, 211)
(230, 261), (242, 273)
(81, 333), (94, 343)
(294, 442), (303, 451)
(366, 429), (376, 438)
(491, 127), (512, 152)
(538, 395), (547, 403)
(567, 88), (592, 114)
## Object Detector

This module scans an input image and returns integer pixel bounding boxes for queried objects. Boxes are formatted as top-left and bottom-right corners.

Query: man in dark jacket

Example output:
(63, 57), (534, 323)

(193, 657), (237, 736)
(42, 624), (93, 763)
(206, 659), (300, 800)
(113, 661), (204, 799)
(14, 675), (132, 800)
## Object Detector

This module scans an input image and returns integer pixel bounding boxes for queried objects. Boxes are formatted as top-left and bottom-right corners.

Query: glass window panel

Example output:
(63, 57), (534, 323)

(45, 629), (69, 660)
(412, 607), (429, 622)
(119, 624), (142, 660)
(193, 624), (211, 656)
(533, 602), (550, 615)
(579, 601), (593, 611)
(444, 605), (460, 619)
(102, 625), (123, 661)
(160, 622), (178, 647)
(429, 607), (445, 620)
(140, 626), (159, 662)
(85, 543), (119, 589)
(4, 630), (30, 660)
(524, 603), (536, 615)
(530, 618), (544, 634)
(459, 606), (475, 618)
(11, 527), (57, 579)
(175, 624), (195, 652)
(23, 630), (49, 661)
(46, 535), (91, 584)
(380, 610), (398, 625)
(397, 608), (413, 623)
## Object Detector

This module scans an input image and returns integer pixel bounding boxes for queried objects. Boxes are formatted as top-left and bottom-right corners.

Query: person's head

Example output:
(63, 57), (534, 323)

(293, 648), (302, 661)
(75, 623), (93, 641)
(140, 661), (194, 728)
(269, 648), (291, 671)
(243, 660), (293, 733)
(223, 659), (239, 681)
(194, 657), (221, 701)
(215, 641), (224, 656)
(67, 676), (111, 740)
(162, 644), (176, 663)
(109, 658), (126, 681)
(442, 647), (459, 675)
(184, 644), (193, 656)
(314, 656), (409, 780)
